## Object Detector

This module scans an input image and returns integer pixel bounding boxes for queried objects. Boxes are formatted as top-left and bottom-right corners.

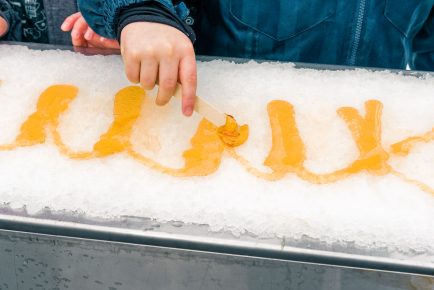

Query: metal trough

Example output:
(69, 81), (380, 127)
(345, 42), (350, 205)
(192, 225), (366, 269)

(0, 42), (433, 289)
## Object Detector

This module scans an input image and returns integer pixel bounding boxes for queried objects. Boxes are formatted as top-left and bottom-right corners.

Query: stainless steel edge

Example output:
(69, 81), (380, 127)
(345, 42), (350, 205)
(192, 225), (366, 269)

(0, 214), (433, 276)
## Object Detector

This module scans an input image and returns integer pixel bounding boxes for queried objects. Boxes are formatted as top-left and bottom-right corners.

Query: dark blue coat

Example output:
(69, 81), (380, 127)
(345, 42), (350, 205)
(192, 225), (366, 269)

(78, 0), (434, 70)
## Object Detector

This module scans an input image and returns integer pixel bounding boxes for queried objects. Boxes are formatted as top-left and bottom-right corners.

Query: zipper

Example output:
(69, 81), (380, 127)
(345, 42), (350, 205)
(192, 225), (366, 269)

(348, 0), (367, 66)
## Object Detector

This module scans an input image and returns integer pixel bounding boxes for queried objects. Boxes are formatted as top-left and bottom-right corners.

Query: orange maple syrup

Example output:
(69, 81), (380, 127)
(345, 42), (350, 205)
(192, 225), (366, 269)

(0, 85), (432, 194)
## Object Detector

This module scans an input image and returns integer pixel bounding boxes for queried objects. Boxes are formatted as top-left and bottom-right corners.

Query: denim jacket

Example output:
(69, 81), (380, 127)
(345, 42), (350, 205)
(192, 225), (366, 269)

(78, 0), (434, 70)
(0, 0), (77, 44)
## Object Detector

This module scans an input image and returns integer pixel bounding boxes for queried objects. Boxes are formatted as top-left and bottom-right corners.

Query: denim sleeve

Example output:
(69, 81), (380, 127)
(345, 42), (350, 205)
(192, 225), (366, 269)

(77, 0), (189, 39)
(116, 3), (195, 43)
(0, 0), (22, 41)
(411, 7), (434, 71)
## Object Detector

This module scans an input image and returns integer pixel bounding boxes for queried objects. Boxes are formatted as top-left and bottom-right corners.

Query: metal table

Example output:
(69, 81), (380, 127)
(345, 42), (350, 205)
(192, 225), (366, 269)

(0, 42), (433, 290)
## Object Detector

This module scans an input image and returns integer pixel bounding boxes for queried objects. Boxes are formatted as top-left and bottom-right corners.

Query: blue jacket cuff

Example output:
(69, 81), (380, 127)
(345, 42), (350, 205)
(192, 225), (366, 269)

(78, 0), (189, 39)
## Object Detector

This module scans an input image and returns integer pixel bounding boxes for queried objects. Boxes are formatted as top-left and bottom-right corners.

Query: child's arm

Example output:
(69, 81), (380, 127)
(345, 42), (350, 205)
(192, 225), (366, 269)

(78, 0), (196, 116)
(61, 12), (119, 49)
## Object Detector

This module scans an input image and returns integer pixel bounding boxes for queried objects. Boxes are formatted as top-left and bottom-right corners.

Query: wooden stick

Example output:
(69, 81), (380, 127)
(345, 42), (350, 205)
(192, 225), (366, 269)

(173, 84), (227, 126)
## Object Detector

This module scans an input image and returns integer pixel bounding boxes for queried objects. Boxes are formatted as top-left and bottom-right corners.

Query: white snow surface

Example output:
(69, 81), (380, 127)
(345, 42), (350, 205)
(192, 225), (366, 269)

(0, 45), (433, 261)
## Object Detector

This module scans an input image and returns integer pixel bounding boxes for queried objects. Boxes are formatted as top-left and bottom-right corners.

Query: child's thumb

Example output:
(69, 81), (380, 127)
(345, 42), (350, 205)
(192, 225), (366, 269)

(0, 16), (9, 37)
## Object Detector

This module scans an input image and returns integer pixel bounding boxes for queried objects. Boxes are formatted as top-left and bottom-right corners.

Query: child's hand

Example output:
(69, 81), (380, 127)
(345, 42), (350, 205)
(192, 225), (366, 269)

(61, 12), (119, 49)
(0, 16), (8, 37)
(121, 22), (196, 117)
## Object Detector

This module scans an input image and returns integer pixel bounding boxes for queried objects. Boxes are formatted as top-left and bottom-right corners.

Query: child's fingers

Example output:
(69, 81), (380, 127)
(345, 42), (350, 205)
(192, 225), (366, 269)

(122, 52), (141, 84)
(140, 59), (158, 90)
(61, 12), (81, 32)
(88, 35), (120, 50)
(86, 30), (119, 50)
(121, 41), (141, 83)
(71, 17), (89, 47)
(84, 27), (94, 41)
(156, 59), (179, 106)
(125, 61), (141, 84)
(0, 16), (9, 37)
(179, 54), (197, 116)
(99, 37), (121, 49)
(86, 30), (104, 47)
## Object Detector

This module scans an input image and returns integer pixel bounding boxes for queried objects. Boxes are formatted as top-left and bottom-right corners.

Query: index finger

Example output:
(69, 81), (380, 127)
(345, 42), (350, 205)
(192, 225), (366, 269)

(61, 12), (82, 31)
(179, 54), (197, 117)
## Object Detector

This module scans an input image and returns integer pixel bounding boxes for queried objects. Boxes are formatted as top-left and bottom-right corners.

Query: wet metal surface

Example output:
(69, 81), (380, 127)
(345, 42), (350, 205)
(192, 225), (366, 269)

(0, 229), (425, 290)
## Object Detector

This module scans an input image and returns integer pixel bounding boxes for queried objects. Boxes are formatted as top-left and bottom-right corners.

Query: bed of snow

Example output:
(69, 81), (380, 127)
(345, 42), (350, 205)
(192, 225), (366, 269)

(0, 45), (433, 262)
